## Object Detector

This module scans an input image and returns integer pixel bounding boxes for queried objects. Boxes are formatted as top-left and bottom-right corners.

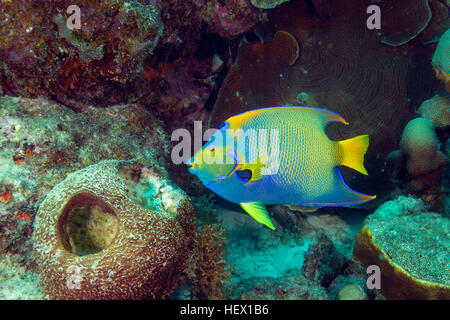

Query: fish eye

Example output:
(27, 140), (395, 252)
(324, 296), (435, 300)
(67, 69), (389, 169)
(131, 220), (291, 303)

(209, 147), (216, 153)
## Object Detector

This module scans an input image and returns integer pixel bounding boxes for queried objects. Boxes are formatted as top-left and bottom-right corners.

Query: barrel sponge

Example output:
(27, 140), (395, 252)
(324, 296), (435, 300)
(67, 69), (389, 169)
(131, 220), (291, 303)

(32, 160), (196, 299)
(432, 29), (450, 92)
(399, 117), (447, 177)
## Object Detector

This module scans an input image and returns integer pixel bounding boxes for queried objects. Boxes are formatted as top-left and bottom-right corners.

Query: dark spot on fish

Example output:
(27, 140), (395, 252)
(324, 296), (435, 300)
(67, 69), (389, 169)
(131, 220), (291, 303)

(236, 169), (252, 182)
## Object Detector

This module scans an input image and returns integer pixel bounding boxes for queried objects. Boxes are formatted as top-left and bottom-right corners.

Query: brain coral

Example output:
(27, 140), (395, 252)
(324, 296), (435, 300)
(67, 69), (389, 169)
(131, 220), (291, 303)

(33, 160), (196, 299)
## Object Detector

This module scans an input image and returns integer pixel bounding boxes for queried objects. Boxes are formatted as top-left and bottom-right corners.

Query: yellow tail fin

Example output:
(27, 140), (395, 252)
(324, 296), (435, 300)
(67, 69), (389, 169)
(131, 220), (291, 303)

(339, 135), (369, 175)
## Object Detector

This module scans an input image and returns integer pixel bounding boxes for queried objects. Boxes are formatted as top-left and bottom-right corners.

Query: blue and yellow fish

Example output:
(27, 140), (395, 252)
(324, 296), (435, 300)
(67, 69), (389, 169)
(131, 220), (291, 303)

(187, 106), (376, 230)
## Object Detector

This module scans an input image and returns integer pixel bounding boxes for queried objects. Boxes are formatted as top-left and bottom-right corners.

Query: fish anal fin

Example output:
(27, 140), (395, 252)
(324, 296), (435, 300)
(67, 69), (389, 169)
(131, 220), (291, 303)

(240, 202), (275, 230)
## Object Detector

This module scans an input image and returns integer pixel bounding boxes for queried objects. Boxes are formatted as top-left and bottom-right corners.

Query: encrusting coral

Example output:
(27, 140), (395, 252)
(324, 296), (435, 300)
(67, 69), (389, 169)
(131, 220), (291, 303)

(399, 118), (447, 178)
(432, 28), (450, 92)
(387, 117), (448, 209)
(354, 196), (450, 299)
(418, 95), (450, 129)
(0, 0), (264, 127)
(33, 160), (196, 299)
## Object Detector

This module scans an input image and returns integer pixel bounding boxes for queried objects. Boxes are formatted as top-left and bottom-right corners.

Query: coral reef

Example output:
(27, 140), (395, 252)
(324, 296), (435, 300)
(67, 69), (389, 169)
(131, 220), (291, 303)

(354, 196), (450, 299)
(418, 95), (450, 129)
(432, 28), (450, 92)
(0, 0), (163, 109)
(418, 0), (450, 45)
(209, 0), (438, 157)
(33, 160), (196, 299)
(0, 96), (169, 266)
(0, 0), (448, 302)
(185, 223), (232, 299)
(326, 257), (387, 299)
(378, 0), (432, 46)
(250, 0), (291, 9)
(208, 0), (263, 39)
(0, 0), (263, 129)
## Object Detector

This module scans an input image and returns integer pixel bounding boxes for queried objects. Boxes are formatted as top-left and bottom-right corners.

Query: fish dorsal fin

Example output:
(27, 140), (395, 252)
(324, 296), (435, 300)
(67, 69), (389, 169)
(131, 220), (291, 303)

(240, 202), (275, 230)
(297, 106), (349, 126)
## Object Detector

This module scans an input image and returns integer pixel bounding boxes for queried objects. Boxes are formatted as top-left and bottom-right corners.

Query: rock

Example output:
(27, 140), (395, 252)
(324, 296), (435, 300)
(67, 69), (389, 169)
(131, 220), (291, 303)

(241, 276), (328, 299)
(301, 232), (345, 287)
(338, 284), (366, 300)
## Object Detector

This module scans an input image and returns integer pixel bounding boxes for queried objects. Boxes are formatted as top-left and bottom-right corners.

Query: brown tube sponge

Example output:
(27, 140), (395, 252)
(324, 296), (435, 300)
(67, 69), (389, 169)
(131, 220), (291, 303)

(33, 160), (196, 299)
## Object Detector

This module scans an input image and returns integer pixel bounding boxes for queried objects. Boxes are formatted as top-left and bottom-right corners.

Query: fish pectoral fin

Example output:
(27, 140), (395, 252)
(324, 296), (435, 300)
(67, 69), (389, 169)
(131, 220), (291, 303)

(240, 202), (275, 230)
